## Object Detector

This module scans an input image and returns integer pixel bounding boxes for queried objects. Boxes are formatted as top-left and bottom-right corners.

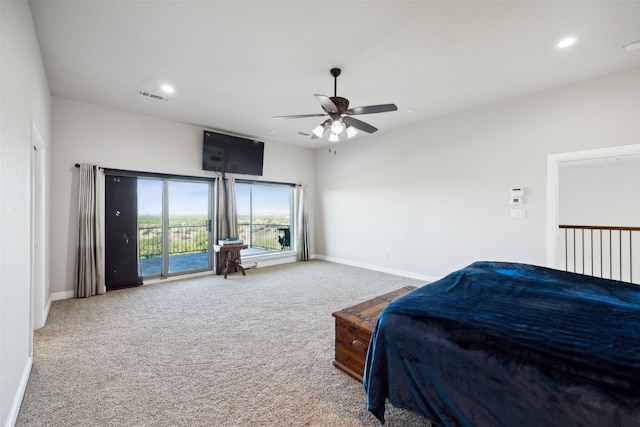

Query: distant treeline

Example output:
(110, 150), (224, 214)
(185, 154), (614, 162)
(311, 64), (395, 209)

(138, 214), (289, 227)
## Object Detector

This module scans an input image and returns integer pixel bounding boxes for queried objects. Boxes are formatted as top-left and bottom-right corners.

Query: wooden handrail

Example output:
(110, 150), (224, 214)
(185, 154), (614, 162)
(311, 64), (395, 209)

(559, 225), (640, 231)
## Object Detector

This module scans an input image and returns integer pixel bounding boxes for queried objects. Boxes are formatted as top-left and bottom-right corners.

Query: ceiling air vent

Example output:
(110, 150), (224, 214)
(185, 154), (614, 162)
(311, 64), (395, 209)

(139, 90), (172, 102)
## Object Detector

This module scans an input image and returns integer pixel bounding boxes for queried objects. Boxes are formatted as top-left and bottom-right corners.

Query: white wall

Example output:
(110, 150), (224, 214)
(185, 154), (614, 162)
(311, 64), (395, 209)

(50, 97), (315, 296)
(315, 66), (640, 280)
(559, 158), (640, 226)
(0, 2), (52, 426)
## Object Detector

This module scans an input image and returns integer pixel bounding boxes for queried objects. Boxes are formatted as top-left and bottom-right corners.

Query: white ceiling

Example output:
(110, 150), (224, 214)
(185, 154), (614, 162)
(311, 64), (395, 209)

(29, 1), (640, 149)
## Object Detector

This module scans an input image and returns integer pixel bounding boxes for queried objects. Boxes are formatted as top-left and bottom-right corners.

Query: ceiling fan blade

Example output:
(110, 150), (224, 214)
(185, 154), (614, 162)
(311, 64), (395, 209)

(346, 104), (398, 115)
(273, 113), (328, 120)
(314, 94), (338, 114)
(344, 117), (378, 134)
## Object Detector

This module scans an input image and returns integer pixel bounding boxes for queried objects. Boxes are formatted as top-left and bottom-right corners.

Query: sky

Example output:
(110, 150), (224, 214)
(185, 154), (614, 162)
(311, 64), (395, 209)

(137, 179), (290, 216)
(137, 179), (207, 216)
(235, 184), (290, 216)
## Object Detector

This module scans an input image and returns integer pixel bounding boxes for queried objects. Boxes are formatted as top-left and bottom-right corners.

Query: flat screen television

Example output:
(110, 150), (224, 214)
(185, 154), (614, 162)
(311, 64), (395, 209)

(202, 130), (264, 176)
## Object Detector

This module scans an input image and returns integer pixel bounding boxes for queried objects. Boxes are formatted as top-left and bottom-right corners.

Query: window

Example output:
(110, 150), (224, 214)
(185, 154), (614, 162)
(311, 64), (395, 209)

(235, 182), (294, 255)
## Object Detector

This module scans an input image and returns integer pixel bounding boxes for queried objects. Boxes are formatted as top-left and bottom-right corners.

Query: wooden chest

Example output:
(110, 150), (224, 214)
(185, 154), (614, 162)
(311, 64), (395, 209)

(332, 286), (417, 381)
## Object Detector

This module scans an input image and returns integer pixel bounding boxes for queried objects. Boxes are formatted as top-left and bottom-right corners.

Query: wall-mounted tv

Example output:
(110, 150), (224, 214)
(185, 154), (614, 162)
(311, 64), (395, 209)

(202, 130), (264, 176)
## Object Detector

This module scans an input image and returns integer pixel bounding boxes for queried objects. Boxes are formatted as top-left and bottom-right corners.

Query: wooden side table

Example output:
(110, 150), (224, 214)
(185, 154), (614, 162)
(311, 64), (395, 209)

(213, 244), (248, 278)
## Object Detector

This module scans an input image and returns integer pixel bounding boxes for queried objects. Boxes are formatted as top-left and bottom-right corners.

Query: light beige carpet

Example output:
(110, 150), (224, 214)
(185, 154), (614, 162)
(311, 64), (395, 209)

(16, 260), (431, 427)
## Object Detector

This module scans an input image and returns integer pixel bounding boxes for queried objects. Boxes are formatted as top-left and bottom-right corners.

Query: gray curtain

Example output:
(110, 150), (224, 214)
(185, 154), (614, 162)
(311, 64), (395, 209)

(295, 185), (310, 261)
(75, 163), (106, 297)
(215, 176), (238, 242)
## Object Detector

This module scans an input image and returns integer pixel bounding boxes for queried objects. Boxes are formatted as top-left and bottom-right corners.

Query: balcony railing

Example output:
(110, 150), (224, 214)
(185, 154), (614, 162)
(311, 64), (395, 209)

(238, 223), (290, 251)
(138, 222), (291, 259)
(558, 225), (640, 284)
(138, 224), (209, 258)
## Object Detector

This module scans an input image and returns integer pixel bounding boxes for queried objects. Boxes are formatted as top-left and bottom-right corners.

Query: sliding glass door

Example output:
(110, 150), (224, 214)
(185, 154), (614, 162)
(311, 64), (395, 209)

(138, 179), (163, 276)
(167, 181), (210, 274)
(138, 178), (212, 278)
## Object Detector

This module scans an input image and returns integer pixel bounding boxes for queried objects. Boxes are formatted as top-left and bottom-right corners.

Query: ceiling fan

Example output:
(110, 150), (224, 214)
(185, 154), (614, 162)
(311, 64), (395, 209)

(273, 68), (397, 142)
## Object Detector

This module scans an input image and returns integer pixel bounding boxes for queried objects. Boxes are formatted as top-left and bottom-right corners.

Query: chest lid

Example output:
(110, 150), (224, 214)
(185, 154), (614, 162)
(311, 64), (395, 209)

(332, 286), (417, 328)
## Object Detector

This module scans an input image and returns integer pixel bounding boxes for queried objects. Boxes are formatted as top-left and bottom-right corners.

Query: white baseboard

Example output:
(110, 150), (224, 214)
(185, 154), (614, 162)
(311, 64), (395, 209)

(314, 255), (440, 283)
(51, 290), (74, 301)
(4, 356), (32, 427)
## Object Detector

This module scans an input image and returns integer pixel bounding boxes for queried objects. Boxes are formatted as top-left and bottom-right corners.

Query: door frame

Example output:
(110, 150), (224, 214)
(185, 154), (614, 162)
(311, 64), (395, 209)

(31, 121), (47, 332)
(546, 143), (640, 268)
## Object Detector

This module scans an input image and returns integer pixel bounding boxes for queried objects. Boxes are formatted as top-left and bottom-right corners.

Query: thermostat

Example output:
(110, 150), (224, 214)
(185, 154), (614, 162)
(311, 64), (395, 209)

(510, 196), (523, 205)
(510, 187), (525, 197)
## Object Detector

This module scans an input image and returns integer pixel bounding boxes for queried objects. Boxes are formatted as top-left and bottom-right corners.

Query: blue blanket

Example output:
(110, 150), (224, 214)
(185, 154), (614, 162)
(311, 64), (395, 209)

(364, 261), (640, 426)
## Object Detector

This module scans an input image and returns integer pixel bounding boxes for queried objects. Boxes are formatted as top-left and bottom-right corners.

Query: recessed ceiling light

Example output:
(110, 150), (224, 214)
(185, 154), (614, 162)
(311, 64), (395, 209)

(556, 36), (578, 49)
(161, 84), (175, 94)
(623, 40), (640, 52)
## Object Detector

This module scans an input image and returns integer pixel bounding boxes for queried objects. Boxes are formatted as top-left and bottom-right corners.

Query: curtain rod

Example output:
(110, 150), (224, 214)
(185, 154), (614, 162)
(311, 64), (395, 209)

(235, 178), (297, 187)
(75, 163), (103, 169)
(74, 165), (302, 186)
(74, 164), (214, 181)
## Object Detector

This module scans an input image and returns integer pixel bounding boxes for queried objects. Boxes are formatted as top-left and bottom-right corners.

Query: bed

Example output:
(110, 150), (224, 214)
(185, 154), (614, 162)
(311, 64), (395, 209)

(363, 261), (640, 426)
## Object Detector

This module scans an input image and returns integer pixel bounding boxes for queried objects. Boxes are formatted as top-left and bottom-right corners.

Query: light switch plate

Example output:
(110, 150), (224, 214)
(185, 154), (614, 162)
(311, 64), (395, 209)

(510, 208), (526, 219)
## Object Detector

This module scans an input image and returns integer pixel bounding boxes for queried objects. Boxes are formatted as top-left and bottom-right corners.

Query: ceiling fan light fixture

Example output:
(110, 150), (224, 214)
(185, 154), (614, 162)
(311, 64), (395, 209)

(346, 126), (358, 139)
(312, 124), (326, 138)
(329, 132), (339, 143)
(331, 120), (345, 134)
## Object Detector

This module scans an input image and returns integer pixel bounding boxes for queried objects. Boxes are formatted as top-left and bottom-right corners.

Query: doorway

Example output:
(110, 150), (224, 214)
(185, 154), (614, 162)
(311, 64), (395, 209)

(137, 178), (212, 278)
(546, 144), (640, 268)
